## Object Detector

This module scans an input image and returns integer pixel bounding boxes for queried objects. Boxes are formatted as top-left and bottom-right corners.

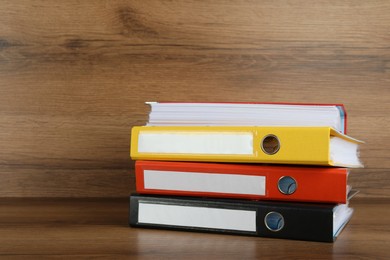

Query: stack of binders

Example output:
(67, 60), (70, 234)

(129, 102), (363, 242)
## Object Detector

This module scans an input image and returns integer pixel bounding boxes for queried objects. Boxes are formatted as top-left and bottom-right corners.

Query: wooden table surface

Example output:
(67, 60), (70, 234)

(0, 197), (388, 259)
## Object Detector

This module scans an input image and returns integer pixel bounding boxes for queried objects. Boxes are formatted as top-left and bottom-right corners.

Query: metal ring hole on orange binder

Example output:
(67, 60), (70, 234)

(278, 176), (297, 195)
(261, 134), (280, 155)
(264, 212), (284, 232)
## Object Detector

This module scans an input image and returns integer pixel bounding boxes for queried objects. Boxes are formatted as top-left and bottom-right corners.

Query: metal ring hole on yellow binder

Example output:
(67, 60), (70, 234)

(264, 212), (285, 232)
(261, 134), (280, 155)
(278, 176), (297, 195)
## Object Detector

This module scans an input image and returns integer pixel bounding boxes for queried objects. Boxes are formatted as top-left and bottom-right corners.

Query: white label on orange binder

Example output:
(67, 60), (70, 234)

(137, 132), (253, 155)
(138, 203), (257, 232)
(144, 170), (266, 195)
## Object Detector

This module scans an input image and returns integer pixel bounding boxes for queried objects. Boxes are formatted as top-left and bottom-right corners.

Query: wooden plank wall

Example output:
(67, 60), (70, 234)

(0, 0), (389, 197)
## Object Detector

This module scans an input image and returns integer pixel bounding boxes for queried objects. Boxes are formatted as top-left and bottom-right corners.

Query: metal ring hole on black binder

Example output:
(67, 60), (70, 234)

(278, 176), (297, 195)
(261, 134), (280, 155)
(264, 212), (285, 232)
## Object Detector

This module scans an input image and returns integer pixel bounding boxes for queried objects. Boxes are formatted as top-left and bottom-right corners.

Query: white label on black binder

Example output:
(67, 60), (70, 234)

(138, 203), (257, 232)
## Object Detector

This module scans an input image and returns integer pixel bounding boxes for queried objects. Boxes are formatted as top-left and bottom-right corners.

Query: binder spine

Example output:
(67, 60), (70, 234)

(130, 126), (332, 166)
(129, 194), (335, 242)
(135, 161), (348, 204)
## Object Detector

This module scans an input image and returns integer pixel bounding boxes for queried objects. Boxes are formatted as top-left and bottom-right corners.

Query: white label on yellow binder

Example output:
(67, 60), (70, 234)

(138, 132), (253, 155)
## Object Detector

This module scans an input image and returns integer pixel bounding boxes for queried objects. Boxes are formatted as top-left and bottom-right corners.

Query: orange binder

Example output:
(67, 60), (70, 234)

(135, 161), (351, 203)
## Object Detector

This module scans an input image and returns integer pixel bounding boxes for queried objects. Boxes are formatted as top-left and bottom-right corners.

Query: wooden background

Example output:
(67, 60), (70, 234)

(0, 0), (389, 198)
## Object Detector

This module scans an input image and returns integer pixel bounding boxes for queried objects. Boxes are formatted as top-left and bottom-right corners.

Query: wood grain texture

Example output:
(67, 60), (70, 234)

(0, 0), (389, 197)
(0, 198), (389, 258)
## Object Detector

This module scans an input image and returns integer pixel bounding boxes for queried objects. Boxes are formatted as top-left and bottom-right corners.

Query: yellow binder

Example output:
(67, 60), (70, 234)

(130, 126), (363, 167)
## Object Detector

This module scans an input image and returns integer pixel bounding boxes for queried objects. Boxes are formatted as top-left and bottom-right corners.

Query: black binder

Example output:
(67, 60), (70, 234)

(129, 194), (353, 242)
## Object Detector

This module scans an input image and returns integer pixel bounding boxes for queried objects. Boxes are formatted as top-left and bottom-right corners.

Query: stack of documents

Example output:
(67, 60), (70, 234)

(129, 102), (363, 242)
